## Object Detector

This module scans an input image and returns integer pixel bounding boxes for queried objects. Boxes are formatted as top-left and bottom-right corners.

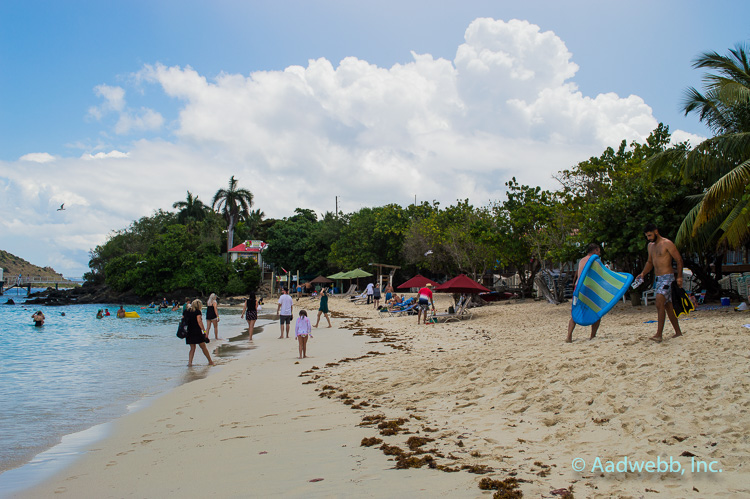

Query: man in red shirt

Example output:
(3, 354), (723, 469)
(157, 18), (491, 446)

(417, 283), (435, 325)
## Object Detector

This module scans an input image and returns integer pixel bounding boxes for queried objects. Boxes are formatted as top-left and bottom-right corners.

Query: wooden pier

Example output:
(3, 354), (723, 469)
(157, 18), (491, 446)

(0, 276), (80, 295)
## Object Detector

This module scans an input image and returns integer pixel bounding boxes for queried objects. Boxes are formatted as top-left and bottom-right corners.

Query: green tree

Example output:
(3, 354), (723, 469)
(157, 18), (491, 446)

(649, 43), (750, 250)
(212, 176), (254, 256)
(491, 179), (557, 296)
(264, 208), (320, 274)
(557, 126), (699, 287)
(402, 200), (497, 278)
(172, 191), (208, 225)
(226, 258), (262, 295)
(329, 204), (412, 270)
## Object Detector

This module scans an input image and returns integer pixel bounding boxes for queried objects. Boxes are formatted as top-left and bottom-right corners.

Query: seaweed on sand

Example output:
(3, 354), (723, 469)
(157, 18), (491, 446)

(406, 436), (435, 451)
(478, 477), (523, 498)
(360, 437), (383, 447)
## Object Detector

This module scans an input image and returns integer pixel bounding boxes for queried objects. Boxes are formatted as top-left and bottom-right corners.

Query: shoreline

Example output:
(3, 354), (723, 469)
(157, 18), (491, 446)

(6, 296), (750, 497)
(9, 309), (479, 498)
(0, 310), (273, 491)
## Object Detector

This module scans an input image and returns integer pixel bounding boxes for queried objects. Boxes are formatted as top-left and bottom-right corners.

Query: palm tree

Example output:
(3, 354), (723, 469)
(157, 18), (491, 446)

(649, 43), (750, 250)
(172, 191), (207, 225)
(212, 176), (254, 255)
(245, 208), (265, 238)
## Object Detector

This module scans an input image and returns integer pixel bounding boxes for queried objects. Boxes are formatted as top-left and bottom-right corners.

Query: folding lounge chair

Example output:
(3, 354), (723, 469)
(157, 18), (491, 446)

(378, 298), (416, 317)
(349, 291), (367, 303)
(432, 296), (474, 323)
(337, 284), (357, 298)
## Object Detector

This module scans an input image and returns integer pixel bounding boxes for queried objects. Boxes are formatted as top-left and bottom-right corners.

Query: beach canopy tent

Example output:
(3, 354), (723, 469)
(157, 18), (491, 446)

(435, 274), (491, 294)
(310, 275), (334, 284)
(397, 274), (439, 290)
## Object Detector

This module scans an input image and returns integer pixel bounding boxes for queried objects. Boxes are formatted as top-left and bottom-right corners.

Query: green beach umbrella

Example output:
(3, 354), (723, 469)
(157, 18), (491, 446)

(343, 268), (372, 278)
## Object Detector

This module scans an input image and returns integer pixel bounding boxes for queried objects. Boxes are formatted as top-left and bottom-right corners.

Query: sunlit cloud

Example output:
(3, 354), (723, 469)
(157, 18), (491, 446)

(19, 152), (57, 163)
(0, 18), (699, 274)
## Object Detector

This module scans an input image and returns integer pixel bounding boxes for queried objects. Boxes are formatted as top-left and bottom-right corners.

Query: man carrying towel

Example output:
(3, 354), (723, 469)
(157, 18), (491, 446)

(566, 243), (601, 343)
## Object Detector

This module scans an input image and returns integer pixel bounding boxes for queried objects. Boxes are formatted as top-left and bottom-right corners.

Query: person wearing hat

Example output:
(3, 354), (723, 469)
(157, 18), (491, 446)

(417, 283), (435, 325)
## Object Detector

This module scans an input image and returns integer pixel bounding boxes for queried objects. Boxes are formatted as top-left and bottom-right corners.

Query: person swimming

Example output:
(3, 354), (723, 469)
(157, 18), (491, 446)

(32, 311), (45, 327)
(96, 309), (103, 319)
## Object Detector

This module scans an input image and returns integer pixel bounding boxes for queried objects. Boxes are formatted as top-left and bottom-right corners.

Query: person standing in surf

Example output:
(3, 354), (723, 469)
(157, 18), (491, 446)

(205, 293), (220, 340)
(241, 291), (258, 341)
(183, 299), (213, 366)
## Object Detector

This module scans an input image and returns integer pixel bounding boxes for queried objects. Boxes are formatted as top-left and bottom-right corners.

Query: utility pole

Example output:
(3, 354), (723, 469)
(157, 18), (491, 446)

(335, 196), (338, 216)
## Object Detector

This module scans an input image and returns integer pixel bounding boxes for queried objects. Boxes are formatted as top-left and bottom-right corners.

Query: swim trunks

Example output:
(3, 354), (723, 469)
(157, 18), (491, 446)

(279, 314), (292, 325)
(654, 274), (675, 302)
(418, 298), (430, 311)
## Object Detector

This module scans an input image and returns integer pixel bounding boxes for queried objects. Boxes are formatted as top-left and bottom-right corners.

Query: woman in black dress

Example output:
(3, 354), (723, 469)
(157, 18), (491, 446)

(205, 293), (220, 340)
(240, 292), (257, 341)
(184, 299), (213, 366)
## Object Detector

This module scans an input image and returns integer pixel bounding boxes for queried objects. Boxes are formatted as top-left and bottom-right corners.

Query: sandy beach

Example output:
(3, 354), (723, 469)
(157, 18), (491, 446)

(13, 294), (750, 498)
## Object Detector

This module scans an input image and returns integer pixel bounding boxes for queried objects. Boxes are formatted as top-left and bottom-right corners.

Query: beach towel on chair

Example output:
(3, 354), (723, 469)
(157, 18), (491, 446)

(571, 255), (634, 326)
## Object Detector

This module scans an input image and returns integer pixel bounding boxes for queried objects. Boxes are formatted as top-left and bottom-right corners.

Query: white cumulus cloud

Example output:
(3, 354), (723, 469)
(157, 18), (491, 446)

(81, 150), (130, 160)
(1, 17), (699, 275)
(19, 152), (57, 163)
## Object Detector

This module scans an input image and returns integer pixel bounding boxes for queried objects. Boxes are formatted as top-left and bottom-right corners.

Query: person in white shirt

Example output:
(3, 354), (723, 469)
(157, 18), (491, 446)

(276, 288), (294, 339)
(365, 282), (374, 304)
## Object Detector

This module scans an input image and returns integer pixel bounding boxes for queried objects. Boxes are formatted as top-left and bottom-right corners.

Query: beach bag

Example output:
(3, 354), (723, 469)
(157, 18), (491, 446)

(176, 317), (188, 339)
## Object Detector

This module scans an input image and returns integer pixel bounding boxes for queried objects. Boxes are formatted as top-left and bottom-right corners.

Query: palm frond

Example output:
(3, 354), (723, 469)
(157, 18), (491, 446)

(646, 148), (688, 180)
(677, 199), (725, 252)
(696, 157), (750, 225)
(716, 196), (750, 248)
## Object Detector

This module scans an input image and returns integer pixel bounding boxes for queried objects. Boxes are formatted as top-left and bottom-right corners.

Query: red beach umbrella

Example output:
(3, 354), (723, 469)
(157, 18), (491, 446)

(397, 274), (439, 290)
(434, 274), (490, 294)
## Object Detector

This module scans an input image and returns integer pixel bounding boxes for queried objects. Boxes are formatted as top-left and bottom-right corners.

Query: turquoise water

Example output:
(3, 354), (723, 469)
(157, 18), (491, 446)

(0, 289), (266, 484)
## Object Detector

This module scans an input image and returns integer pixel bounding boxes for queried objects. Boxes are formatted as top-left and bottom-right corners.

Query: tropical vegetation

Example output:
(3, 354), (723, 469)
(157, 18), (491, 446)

(85, 42), (748, 300)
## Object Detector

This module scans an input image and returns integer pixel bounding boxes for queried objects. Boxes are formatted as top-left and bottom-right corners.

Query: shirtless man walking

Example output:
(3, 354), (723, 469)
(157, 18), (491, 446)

(636, 223), (684, 342)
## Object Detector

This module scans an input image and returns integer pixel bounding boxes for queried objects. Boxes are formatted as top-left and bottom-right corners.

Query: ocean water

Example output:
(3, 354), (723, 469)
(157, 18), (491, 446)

(0, 288), (267, 490)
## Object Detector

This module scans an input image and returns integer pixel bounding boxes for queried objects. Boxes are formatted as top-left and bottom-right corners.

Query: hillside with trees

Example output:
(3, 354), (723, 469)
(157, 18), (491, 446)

(0, 250), (65, 280)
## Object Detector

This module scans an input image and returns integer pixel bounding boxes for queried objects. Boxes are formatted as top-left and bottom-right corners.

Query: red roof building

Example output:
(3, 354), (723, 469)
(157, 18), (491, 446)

(228, 240), (268, 267)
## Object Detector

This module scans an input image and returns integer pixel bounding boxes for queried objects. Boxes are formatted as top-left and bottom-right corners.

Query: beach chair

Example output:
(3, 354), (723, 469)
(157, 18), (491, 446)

(432, 296), (473, 323)
(337, 284), (357, 298)
(349, 290), (367, 303)
(378, 297), (416, 317)
(641, 282), (657, 306)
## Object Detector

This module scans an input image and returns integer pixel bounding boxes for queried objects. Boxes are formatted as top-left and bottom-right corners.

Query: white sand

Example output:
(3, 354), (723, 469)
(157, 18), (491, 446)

(14, 294), (750, 498)
(15, 305), (477, 498)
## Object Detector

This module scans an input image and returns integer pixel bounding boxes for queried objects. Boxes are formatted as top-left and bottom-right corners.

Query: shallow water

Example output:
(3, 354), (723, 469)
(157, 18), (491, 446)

(0, 289), (271, 482)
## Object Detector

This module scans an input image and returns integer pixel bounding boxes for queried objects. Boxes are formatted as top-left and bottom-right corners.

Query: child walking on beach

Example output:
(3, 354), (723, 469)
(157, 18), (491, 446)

(295, 310), (313, 359)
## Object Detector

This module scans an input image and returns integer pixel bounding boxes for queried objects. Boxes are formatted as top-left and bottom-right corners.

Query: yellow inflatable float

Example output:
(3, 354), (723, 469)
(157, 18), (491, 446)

(123, 311), (140, 318)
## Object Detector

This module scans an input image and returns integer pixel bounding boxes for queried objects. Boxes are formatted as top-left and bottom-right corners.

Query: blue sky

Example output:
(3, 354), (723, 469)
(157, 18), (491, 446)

(1, 0), (748, 275)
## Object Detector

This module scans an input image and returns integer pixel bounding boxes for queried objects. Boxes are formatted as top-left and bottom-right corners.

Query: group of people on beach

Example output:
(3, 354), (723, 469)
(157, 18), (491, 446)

(567, 223), (686, 343)
(179, 285), (331, 365)
(275, 286), (333, 358)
